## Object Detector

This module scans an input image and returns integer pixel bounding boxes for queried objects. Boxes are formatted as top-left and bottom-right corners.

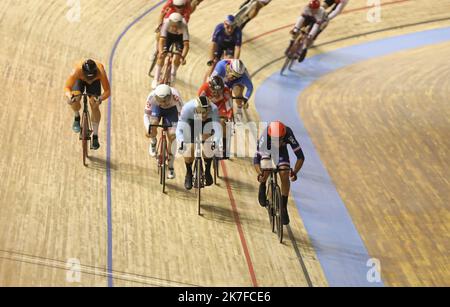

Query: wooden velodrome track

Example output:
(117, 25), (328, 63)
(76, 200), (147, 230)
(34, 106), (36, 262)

(0, 0), (448, 286)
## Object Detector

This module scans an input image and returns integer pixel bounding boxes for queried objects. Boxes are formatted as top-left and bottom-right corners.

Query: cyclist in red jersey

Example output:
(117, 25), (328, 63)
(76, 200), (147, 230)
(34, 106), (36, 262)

(198, 76), (233, 159)
(157, 0), (192, 31)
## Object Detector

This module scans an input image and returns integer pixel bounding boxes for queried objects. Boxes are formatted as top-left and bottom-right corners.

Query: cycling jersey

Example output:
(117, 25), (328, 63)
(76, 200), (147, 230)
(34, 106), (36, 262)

(211, 59), (254, 100)
(162, 0), (192, 23)
(64, 59), (111, 101)
(254, 126), (304, 167)
(145, 87), (183, 112)
(160, 18), (190, 41)
(198, 82), (233, 118)
(212, 23), (242, 56)
(176, 100), (222, 145)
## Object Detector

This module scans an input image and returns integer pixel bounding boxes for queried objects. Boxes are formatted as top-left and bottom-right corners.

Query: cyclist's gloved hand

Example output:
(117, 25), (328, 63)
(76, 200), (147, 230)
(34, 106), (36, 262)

(207, 60), (214, 66)
(290, 170), (298, 182)
(94, 97), (102, 105)
(290, 27), (299, 35)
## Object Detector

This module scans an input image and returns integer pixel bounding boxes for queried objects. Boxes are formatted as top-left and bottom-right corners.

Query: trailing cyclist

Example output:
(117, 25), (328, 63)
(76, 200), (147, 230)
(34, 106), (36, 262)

(288, 0), (326, 62)
(238, 0), (272, 30)
(152, 12), (190, 89)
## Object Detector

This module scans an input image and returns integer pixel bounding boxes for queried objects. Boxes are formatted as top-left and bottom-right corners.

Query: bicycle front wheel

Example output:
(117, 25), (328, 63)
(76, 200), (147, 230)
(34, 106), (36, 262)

(266, 183), (275, 233)
(274, 185), (283, 243)
(196, 160), (202, 215)
(81, 113), (89, 167)
(161, 138), (166, 193)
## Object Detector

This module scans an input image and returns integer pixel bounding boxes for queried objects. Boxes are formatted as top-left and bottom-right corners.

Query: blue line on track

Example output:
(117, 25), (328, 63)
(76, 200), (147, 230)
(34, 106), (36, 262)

(106, 0), (165, 288)
(255, 27), (450, 286)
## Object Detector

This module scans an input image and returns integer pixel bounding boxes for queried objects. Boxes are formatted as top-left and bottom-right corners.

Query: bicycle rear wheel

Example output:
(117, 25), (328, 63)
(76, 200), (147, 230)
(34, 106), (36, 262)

(274, 185), (283, 243)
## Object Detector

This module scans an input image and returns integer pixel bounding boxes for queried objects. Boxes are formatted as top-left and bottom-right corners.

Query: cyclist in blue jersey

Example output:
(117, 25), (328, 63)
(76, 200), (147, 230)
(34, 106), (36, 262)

(204, 15), (242, 81)
(211, 59), (253, 119)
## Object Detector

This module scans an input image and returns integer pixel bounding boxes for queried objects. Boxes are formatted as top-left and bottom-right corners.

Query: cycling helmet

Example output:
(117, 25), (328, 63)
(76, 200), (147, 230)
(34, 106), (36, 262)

(209, 76), (225, 92)
(224, 15), (235, 25)
(195, 96), (211, 114)
(229, 59), (246, 77)
(169, 12), (183, 25)
(309, 0), (321, 10)
(173, 0), (186, 7)
(268, 121), (287, 138)
(82, 59), (98, 80)
(154, 84), (172, 102)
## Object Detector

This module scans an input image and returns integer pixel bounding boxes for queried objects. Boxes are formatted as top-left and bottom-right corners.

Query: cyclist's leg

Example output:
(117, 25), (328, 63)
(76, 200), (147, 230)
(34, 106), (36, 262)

(163, 106), (179, 174)
(278, 149), (291, 225)
(153, 37), (169, 87)
(69, 80), (84, 132)
(171, 38), (184, 83)
(148, 105), (162, 156)
(254, 154), (270, 206)
(233, 85), (245, 115)
(182, 120), (195, 190)
(87, 80), (102, 149)
(201, 118), (214, 186)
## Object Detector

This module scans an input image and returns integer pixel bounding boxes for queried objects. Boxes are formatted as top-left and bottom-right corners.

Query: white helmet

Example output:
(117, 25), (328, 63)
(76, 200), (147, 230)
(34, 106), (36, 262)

(230, 59), (246, 76)
(169, 12), (183, 24)
(195, 96), (211, 113)
(154, 84), (172, 101)
(173, 0), (186, 6)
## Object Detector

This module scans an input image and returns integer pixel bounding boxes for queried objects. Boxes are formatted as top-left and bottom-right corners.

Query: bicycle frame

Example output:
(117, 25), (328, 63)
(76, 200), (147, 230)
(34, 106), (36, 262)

(73, 93), (95, 166)
(149, 120), (172, 193)
(262, 166), (290, 243)
(159, 44), (182, 86)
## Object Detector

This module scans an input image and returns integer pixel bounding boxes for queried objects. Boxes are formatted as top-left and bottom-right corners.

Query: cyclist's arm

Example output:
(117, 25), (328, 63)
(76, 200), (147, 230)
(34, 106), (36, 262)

(293, 15), (306, 31)
(209, 42), (218, 61)
(99, 64), (111, 101)
(211, 60), (226, 78)
(309, 22), (321, 39)
(159, 22), (169, 54)
(288, 132), (305, 175)
(242, 73), (254, 100)
(181, 25), (190, 59)
(234, 46), (241, 59)
(176, 106), (190, 143)
(64, 66), (80, 96)
(327, 1), (346, 20)
(234, 28), (242, 59)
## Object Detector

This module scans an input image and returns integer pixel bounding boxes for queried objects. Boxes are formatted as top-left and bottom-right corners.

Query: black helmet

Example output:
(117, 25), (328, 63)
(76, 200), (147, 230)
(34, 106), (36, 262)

(82, 59), (98, 80)
(209, 75), (224, 92)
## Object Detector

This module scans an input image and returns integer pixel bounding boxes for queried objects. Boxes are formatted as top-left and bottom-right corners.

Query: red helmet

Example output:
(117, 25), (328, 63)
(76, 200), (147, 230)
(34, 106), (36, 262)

(309, 0), (321, 10)
(268, 121), (287, 138)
